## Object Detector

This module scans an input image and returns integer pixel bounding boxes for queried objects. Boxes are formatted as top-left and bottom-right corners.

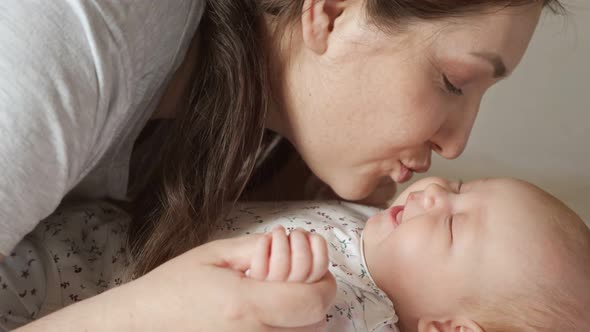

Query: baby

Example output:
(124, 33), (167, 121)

(213, 176), (590, 331)
(1, 177), (589, 331)
(362, 177), (590, 332)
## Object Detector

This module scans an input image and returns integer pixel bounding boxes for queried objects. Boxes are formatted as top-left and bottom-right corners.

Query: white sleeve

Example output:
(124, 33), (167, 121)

(0, 0), (133, 255)
(0, 0), (205, 256)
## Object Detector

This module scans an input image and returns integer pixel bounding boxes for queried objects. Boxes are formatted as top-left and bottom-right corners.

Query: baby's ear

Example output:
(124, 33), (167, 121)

(417, 317), (484, 332)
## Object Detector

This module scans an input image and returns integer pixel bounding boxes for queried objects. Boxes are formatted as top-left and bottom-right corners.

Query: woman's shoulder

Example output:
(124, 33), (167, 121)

(0, 0), (205, 82)
(0, 0), (206, 257)
(0, 0), (205, 123)
(0, 0), (206, 154)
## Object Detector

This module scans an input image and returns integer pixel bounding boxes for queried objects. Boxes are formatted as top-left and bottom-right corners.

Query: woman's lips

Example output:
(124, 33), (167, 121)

(389, 205), (404, 227)
(397, 164), (413, 183)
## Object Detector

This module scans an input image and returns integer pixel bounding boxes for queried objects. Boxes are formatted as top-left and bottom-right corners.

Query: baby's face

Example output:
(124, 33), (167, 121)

(363, 177), (566, 325)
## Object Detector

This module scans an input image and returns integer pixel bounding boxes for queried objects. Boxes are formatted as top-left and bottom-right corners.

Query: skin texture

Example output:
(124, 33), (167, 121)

(363, 176), (583, 332)
(266, 0), (543, 201)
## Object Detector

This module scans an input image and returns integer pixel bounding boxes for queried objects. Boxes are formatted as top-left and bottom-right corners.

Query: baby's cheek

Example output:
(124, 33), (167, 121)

(365, 213), (391, 240)
(379, 237), (428, 296)
(388, 230), (432, 273)
(393, 236), (421, 262)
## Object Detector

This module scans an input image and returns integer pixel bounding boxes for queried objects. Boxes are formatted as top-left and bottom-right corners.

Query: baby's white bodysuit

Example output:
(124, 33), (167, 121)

(211, 201), (400, 332)
(0, 201), (399, 331)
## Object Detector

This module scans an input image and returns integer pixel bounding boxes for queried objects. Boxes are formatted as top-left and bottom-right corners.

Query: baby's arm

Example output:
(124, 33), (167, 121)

(249, 226), (329, 283)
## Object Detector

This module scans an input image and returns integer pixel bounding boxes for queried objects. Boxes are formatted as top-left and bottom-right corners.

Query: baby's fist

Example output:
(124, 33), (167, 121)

(249, 226), (329, 283)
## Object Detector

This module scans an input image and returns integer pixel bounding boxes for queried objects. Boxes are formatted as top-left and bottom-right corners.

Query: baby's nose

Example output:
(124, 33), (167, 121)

(422, 183), (449, 209)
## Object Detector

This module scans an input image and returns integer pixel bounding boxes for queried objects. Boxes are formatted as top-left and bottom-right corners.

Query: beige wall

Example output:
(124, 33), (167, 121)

(400, 3), (590, 223)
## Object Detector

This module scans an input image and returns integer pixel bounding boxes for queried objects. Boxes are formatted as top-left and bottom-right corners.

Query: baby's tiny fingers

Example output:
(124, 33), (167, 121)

(249, 233), (271, 280)
(267, 226), (291, 281)
(288, 229), (312, 282)
(307, 233), (329, 283)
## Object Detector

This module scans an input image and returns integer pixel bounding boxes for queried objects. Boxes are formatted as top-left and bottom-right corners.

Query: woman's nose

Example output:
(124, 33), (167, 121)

(430, 103), (480, 160)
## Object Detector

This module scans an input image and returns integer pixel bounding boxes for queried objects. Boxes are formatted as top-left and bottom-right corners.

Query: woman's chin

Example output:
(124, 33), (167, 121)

(331, 183), (374, 201)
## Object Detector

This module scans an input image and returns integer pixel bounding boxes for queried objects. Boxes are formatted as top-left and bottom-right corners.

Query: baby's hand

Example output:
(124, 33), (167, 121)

(249, 226), (329, 283)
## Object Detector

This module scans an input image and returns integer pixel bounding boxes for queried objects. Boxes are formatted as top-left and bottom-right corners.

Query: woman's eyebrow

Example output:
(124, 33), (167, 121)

(470, 52), (507, 78)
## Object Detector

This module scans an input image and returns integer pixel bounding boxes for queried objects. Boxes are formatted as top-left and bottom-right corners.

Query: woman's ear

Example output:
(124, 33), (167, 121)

(301, 0), (347, 54)
(418, 317), (484, 332)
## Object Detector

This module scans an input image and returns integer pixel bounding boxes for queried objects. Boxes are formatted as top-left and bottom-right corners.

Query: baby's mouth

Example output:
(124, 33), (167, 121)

(389, 205), (405, 227)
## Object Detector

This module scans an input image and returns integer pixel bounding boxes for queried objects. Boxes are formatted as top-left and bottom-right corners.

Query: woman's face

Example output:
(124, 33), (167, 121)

(267, 2), (543, 200)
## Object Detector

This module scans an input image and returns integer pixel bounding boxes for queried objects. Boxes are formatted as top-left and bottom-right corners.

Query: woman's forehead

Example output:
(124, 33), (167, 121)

(432, 9), (541, 58)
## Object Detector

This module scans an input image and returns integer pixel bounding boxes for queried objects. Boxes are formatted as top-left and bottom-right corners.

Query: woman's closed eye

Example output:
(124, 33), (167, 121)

(443, 74), (463, 96)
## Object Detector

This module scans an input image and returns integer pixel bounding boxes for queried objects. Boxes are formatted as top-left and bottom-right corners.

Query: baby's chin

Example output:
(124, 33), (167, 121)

(363, 214), (380, 243)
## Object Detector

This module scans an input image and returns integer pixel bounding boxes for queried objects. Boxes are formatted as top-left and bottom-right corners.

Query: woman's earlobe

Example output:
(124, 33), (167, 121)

(301, 0), (346, 54)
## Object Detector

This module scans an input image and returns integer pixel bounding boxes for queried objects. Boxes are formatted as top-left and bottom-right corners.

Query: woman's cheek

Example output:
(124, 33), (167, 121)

(405, 93), (450, 140)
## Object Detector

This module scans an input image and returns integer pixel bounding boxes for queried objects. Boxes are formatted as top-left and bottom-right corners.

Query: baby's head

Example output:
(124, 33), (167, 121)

(363, 177), (590, 332)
